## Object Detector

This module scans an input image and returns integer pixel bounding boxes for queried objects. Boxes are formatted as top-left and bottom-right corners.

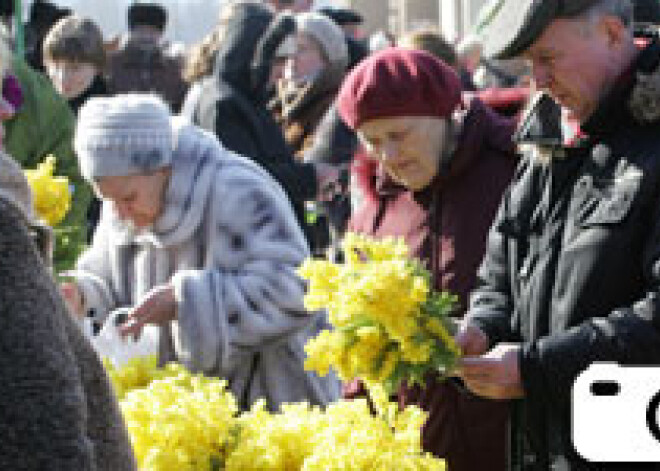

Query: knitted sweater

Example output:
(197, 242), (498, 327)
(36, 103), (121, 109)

(0, 198), (136, 470)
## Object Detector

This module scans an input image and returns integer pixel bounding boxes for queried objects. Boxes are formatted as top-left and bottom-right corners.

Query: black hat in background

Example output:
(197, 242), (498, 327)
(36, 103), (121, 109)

(29, 0), (71, 27)
(128, 3), (167, 31)
(319, 7), (363, 26)
(476, 0), (600, 59)
(0, 0), (14, 18)
(633, 0), (660, 25)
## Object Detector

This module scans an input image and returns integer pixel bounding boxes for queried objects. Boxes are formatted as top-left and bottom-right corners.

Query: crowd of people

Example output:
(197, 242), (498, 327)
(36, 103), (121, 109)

(2, 0), (660, 470)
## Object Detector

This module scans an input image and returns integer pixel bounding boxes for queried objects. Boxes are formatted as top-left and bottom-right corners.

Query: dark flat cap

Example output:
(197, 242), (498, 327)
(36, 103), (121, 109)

(128, 3), (167, 31)
(319, 7), (363, 26)
(477, 0), (600, 59)
(634, 0), (660, 25)
(29, 0), (71, 26)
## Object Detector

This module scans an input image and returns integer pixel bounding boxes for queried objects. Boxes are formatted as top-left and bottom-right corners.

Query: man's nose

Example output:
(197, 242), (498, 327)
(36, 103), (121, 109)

(532, 64), (551, 90)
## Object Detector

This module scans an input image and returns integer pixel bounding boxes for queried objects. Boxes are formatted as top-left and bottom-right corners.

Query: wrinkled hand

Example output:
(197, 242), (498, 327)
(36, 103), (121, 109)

(314, 162), (347, 202)
(454, 321), (490, 356)
(457, 343), (525, 400)
(119, 284), (177, 340)
(60, 281), (85, 318)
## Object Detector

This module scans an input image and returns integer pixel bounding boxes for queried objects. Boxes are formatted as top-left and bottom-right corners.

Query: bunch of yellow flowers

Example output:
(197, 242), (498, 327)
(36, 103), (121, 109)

(299, 233), (461, 395)
(117, 361), (239, 470)
(24, 155), (72, 226)
(104, 356), (189, 400)
(226, 399), (443, 470)
(107, 357), (445, 470)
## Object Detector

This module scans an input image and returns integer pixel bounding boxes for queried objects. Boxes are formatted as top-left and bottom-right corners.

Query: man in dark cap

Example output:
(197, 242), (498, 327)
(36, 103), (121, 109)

(127, 2), (167, 33)
(24, 0), (71, 71)
(266, 0), (313, 14)
(105, 2), (187, 112)
(456, 0), (660, 469)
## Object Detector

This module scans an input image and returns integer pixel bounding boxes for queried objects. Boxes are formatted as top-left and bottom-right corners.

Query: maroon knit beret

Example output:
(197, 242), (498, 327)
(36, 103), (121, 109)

(337, 47), (462, 130)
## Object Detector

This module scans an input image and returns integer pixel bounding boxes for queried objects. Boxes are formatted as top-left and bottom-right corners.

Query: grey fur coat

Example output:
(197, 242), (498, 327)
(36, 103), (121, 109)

(0, 197), (136, 470)
(74, 121), (339, 410)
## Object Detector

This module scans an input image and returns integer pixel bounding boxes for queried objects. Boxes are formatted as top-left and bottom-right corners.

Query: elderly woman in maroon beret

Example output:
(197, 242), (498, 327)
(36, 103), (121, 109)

(337, 47), (517, 471)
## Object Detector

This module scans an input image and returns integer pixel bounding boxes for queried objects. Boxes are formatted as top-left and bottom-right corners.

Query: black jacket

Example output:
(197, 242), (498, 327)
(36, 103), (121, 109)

(184, 4), (316, 242)
(468, 39), (660, 470)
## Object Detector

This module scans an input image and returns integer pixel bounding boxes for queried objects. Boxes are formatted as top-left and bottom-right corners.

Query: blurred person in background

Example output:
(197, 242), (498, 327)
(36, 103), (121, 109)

(318, 7), (364, 39)
(183, 1), (344, 253)
(275, 11), (349, 159)
(266, 0), (313, 14)
(318, 6), (368, 69)
(272, 11), (350, 256)
(43, 15), (108, 115)
(43, 15), (109, 241)
(0, 24), (91, 270)
(24, 0), (71, 72)
(337, 47), (517, 471)
(399, 28), (461, 75)
(106, 2), (187, 112)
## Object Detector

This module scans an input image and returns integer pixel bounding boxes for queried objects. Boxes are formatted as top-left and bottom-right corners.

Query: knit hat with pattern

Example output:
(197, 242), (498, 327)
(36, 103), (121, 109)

(74, 94), (173, 181)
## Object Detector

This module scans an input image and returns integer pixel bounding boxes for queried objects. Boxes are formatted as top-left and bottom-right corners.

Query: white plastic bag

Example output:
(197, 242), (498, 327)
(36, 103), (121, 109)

(89, 308), (160, 367)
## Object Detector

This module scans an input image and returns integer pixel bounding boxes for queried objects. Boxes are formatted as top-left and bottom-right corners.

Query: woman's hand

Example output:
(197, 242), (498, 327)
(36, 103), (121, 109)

(119, 284), (177, 339)
(60, 282), (85, 318)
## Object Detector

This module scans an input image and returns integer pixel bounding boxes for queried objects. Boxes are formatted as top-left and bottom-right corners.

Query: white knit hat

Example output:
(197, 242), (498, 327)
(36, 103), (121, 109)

(74, 94), (173, 181)
(295, 12), (349, 70)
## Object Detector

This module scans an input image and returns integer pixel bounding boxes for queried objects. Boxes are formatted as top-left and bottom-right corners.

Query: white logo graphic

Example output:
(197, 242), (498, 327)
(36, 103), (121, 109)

(572, 363), (660, 462)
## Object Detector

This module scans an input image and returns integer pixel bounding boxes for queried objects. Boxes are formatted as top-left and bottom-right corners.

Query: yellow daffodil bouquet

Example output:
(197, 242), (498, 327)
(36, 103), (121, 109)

(107, 357), (446, 470)
(107, 358), (239, 470)
(299, 233), (461, 395)
(24, 155), (71, 227)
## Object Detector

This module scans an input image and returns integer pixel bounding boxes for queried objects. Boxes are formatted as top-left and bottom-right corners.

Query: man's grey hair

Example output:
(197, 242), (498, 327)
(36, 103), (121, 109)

(578, 0), (634, 29)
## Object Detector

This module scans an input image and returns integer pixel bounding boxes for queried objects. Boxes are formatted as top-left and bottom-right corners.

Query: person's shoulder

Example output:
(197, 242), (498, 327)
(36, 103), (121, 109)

(11, 58), (74, 120)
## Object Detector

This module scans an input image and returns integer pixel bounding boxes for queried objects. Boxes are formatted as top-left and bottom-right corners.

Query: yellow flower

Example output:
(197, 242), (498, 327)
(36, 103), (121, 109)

(299, 233), (460, 395)
(24, 155), (72, 226)
(106, 358), (446, 471)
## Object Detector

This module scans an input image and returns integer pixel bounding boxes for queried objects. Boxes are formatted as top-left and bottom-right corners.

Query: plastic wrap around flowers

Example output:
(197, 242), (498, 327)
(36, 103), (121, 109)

(24, 155), (71, 226)
(299, 233), (461, 395)
(106, 356), (446, 471)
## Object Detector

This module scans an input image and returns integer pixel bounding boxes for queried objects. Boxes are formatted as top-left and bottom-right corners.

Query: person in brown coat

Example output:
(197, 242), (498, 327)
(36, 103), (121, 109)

(105, 3), (187, 112)
(275, 11), (349, 159)
(337, 47), (517, 471)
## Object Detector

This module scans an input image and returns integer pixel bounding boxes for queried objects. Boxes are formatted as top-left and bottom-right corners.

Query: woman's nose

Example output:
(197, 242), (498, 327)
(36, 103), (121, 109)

(380, 139), (399, 162)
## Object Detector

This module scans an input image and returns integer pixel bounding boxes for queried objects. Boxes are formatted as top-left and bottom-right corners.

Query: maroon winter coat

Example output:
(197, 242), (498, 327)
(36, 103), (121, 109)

(348, 98), (517, 471)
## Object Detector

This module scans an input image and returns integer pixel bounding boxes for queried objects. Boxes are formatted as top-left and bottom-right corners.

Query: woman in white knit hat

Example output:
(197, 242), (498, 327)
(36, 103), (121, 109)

(274, 11), (349, 159)
(61, 93), (340, 410)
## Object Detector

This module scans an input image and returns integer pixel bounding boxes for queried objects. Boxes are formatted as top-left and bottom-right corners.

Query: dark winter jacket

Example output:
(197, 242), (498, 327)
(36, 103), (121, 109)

(349, 98), (517, 471)
(468, 38), (660, 470)
(305, 104), (358, 252)
(69, 74), (108, 116)
(183, 3), (316, 243)
(106, 34), (188, 112)
(0, 198), (136, 470)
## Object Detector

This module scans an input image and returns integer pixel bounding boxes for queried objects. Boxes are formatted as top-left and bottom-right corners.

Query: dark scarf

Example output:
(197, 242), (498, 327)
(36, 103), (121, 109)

(69, 75), (108, 116)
